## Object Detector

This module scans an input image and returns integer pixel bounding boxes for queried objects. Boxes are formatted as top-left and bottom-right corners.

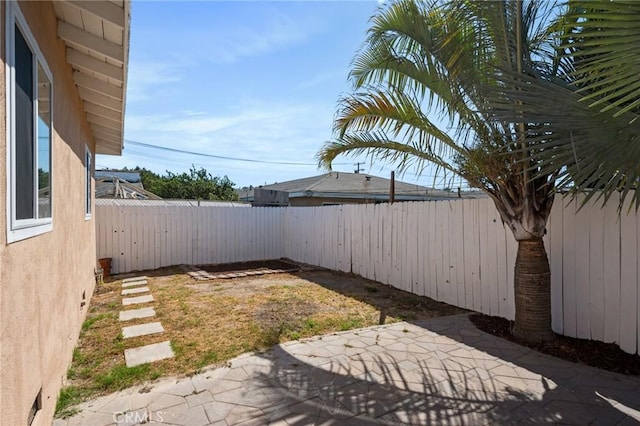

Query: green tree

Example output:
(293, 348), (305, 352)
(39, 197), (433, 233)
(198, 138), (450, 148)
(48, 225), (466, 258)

(38, 168), (50, 191)
(135, 166), (238, 201)
(318, 0), (576, 343)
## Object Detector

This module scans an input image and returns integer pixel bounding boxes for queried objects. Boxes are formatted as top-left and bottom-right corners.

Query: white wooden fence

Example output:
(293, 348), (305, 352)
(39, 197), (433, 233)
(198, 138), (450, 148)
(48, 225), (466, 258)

(96, 194), (640, 354)
(96, 205), (283, 273)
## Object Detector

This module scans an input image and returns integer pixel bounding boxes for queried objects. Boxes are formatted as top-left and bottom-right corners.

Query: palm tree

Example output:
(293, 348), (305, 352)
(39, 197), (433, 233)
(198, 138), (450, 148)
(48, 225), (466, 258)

(318, 0), (575, 343)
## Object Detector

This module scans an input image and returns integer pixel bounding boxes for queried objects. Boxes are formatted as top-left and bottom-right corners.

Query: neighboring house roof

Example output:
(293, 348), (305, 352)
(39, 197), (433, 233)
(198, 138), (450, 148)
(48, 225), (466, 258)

(95, 176), (161, 200)
(95, 170), (141, 183)
(239, 172), (481, 202)
(53, 1), (131, 155)
(96, 199), (250, 207)
(95, 170), (160, 200)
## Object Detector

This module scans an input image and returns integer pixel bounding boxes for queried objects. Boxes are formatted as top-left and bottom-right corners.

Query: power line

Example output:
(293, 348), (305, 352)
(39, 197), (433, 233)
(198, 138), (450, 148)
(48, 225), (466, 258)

(109, 139), (472, 190)
(124, 139), (350, 166)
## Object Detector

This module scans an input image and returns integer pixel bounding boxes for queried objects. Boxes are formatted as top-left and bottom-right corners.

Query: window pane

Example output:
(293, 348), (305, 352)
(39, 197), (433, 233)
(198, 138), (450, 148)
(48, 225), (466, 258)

(37, 63), (51, 218)
(15, 25), (34, 220)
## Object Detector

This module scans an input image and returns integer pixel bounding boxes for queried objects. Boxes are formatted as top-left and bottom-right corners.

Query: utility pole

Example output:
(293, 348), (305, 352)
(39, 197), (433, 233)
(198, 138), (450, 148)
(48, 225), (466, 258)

(354, 162), (364, 174)
(390, 171), (395, 204)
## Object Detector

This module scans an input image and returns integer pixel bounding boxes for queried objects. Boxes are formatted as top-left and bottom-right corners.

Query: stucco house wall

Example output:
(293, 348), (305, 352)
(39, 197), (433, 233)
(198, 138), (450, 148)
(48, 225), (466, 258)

(0, 2), (99, 425)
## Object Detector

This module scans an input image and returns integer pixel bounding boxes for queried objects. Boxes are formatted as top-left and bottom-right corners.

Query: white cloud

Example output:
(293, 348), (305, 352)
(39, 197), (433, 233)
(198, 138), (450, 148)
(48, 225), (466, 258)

(126, 61), (184, 102)
(296, 70), (348, 90)
(120, 100), (336, 186)
(193, 12), (316, 65)
(129, 12), (315, 69)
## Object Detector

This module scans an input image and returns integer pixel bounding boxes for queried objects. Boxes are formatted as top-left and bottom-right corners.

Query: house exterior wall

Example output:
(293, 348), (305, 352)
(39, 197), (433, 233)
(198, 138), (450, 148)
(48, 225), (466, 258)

(0, 2), (97, 425)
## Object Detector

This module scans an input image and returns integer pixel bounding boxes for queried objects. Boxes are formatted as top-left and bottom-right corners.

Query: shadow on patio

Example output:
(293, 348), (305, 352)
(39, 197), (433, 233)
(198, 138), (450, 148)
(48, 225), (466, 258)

(239, 314), (640, 425)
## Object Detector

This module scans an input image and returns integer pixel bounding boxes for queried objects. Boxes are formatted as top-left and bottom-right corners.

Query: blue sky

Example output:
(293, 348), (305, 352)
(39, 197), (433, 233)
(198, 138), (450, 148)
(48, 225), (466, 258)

(97, 0), (465, 190)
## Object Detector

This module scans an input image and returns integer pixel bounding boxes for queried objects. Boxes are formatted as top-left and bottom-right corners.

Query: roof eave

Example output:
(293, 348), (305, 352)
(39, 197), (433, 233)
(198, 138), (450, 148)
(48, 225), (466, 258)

(55, 0), (131, 156)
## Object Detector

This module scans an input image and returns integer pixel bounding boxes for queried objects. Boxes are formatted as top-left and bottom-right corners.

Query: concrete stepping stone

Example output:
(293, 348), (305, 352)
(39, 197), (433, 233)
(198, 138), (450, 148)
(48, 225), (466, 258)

(122, 279), (148, 288)
(122, 294), (153, 306)
(119, 307), (156, 322)
(123, 276), (148, 283)
(125, 341), (174, 367)
(122, 322), (164, 339)
(121, 286), (150, 296)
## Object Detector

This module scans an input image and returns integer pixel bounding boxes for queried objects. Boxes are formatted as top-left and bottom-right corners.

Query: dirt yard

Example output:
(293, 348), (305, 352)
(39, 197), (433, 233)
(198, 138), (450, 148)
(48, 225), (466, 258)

(57, 262), (466, 417)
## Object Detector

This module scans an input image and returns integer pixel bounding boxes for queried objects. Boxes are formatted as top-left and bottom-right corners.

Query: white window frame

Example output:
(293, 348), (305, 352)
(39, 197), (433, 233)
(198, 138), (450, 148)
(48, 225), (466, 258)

(5, 1), (54, 243)
(85, 145), (92, 220)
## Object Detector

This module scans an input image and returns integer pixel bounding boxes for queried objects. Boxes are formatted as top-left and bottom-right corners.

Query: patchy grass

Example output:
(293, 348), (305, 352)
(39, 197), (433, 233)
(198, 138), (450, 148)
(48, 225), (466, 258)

(56, 266), (465, 417)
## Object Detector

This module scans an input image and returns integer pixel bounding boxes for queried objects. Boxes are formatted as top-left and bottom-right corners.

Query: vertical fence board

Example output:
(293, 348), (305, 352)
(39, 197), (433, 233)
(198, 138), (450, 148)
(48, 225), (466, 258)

(442, 201), (455, 304)
(406, 203), (416, 293)
(495, 222), (510, 319)
(548, 195), (564, 334)
(137, 207), (145, 271)
(477, 199), (491, 315)
(620, 197), (638, 354)
(167, 207), (175, 266)
(462, 200), (479, 311)
(399, 203), (409, 292)
(452, 201), (465, 308)
(388, 204), (398, 288)
(378, 204), (387, 284)
(352, 205), (362, 277)
(115, 206), (125, 273)
(562, 198), (578, 338)
(505, 226), (517, 321)
(414, 203), (429, 296)
(426, 202), (437, 299)
(366, 205), (373, 280)
(575, 195), (592, 339)
(486, 201), (501, 316)
(432, 202), (443, 301)
(588, 198), (605, 342)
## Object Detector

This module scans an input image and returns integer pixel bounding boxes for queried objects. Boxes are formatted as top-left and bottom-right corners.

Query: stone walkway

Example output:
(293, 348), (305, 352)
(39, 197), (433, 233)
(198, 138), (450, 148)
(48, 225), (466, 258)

(182, 265), (302, 281)
(54, 315), (640, 425)
(119, 276), (174, 367)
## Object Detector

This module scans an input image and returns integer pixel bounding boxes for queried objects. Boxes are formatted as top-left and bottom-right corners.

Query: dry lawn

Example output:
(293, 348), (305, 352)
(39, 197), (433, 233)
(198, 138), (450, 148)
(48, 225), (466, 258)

(57, 265), (465, 417)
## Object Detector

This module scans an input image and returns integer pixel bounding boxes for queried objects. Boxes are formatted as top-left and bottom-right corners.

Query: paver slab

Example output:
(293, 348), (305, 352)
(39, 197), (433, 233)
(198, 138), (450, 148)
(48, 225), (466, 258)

(125, 341), (174, 367)
(122, 294), (153, 306)
(122, 322), (164, 338)
(119, 307), (156, 322)
(121, 286), (150, 295)
(122, 279), (148, 288)
(122, 276), (148, 283)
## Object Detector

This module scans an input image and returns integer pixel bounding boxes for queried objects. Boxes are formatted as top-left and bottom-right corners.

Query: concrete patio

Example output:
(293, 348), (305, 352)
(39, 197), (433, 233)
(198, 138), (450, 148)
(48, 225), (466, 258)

(54, 314), (640, 425)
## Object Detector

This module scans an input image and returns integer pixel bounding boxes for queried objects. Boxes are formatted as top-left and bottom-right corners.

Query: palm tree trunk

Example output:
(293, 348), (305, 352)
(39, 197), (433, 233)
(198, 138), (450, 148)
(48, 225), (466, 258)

(512, 238), (555, 343)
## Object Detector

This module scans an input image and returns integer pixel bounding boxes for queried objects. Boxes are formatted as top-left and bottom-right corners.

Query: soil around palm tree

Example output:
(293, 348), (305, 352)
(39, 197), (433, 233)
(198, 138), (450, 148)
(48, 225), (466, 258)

(470, 313), (640, 376)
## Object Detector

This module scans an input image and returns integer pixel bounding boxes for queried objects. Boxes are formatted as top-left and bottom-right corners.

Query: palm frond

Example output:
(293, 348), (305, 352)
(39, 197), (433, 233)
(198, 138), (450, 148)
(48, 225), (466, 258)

(317, 131), (457, 177)
(563, 1), (640, 117)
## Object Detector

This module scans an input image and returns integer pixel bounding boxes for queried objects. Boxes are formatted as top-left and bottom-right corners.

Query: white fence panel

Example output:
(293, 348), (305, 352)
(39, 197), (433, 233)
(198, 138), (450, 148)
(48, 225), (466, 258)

(97, 206), (287, 274)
